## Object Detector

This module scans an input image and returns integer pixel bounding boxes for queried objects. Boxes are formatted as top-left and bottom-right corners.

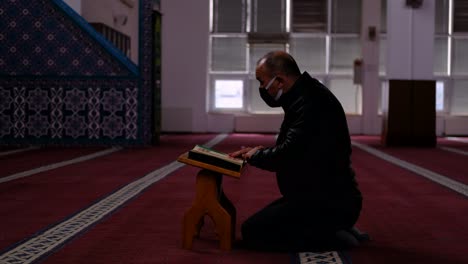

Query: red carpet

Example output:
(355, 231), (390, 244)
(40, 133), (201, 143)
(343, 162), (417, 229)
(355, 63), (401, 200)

(0, 134), (217, 251)
(0, 147), (106, 178)
(350, 144), (468, 264)
(0, 146), (25, 151)
(2, 133), (468, 264)
(40, 134), (292, 264)
(352, 136), (468, 185)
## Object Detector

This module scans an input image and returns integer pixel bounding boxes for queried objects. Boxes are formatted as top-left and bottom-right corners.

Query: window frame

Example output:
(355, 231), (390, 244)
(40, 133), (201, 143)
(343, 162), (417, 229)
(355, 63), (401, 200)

(209, 0), (365, 115)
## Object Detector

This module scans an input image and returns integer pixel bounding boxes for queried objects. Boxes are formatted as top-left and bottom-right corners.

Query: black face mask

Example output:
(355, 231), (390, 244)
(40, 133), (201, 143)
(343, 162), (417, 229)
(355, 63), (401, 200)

(259, 87), (281, 108)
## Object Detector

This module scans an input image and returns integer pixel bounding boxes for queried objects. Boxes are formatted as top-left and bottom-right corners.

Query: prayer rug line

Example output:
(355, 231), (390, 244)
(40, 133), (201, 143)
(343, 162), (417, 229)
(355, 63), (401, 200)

(446, 137), (468, 143)
(0, 147), (122, 184)
(0, 147), (39, 157)
(351, 141), (468, 197)
(439, 146), (468, 156)
(0, 134), (228, 264)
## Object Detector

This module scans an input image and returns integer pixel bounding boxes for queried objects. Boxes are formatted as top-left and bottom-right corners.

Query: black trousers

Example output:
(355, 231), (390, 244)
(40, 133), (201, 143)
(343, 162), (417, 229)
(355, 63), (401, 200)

(240, 196), (362, 252)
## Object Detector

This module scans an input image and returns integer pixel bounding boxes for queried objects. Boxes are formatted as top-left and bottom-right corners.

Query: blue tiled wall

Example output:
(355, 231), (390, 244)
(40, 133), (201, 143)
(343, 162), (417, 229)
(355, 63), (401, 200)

(0, 0), (153, 145)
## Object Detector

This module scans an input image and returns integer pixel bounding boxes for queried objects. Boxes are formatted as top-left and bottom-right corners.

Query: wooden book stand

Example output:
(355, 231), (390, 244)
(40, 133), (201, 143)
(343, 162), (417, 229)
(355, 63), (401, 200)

(177, 153), (244, 251)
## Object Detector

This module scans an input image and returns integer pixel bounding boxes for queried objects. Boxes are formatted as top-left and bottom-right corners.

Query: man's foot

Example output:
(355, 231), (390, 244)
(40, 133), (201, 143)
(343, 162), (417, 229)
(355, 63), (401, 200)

(348, 226), (371, 242)
(335, 229), (360, 248)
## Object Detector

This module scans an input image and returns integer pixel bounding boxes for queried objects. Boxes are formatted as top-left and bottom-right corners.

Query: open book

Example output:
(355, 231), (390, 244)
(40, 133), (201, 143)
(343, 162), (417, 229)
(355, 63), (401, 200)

(187, 145), (245, 172)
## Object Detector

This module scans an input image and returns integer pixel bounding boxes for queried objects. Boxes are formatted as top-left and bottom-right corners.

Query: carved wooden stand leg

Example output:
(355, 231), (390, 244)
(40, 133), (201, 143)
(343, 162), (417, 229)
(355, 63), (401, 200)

(182, 169), (236, 250)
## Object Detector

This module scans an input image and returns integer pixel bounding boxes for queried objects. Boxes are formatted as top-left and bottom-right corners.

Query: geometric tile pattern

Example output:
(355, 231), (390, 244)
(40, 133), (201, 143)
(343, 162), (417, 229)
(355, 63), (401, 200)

(0, 0), (154, 145)
(297, 251), (347, 264)
(0, 79), (138, 144)
(0, 0), (132, 76)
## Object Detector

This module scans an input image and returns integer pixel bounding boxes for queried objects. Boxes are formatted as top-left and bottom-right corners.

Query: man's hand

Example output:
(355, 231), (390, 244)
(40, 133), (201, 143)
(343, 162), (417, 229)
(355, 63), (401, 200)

(229, 146), (264, 160)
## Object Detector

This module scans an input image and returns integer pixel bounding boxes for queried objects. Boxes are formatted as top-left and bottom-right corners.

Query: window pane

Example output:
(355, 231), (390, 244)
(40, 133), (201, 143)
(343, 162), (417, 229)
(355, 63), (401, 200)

(381, 0), (387, 34)
(213, 0), (245, 33)
(249, 43), (286, 73)
(291, 0), (327, 33)
(435, 0), (449, 34)
(214, 80), (244, 108)
(450, 80), (468, 115)
(380, 36), (386, 75)
(248, 78), (284, 113)
(378, 80), (388, 115)
(289, 35), (326, 73)
(211, 36), (247, 71)
(434, 37), (448, 74)
(436, 81), (444, 111)
(453, 0), (468, 33)
(451, 37), (468, 75)
(329, 78), (362, 114)
(331, 0), (361, 34)
(330, 36), (361, 74)
(251, 0), (285, 33)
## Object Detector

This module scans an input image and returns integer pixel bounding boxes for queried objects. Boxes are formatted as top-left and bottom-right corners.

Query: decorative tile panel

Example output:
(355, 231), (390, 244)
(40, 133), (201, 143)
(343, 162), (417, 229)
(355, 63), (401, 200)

(0, 0), (154, 145)
(0, 78), (139, 144)
(0, 0), (134, 76)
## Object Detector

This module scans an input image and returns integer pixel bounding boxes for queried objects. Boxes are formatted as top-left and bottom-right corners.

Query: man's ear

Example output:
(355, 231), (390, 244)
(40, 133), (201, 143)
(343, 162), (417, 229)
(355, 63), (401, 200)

(275, 76), (282, 84)
(276, 76), (285, 88)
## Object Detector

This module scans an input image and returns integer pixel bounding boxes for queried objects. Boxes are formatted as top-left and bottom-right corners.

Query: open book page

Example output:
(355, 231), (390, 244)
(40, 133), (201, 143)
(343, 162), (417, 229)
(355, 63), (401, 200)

(191, 145), (244, 166)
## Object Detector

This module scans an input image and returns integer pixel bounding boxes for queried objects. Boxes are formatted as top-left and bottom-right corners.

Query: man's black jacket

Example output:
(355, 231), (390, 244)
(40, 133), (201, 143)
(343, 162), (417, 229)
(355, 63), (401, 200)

(248, 72), (362, 207)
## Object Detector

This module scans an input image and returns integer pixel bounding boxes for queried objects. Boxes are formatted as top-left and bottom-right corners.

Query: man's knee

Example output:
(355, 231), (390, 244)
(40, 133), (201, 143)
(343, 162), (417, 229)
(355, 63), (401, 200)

(240, 218), (257, 240)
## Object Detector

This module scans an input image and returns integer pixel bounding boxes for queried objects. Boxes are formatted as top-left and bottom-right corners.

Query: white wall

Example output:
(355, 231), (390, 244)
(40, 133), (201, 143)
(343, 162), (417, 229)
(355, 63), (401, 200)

(64, 0), (81, 14)
(160, 0), (213, 132)
(81, 0), (139, 64)
(445, 117), (468, 135)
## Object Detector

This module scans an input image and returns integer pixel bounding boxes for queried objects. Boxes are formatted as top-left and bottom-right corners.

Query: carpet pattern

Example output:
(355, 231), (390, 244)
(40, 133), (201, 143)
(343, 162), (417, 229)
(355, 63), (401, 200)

(352, 141), (468, 197)
(294, 251), (350, 264)
(38, 134), (291, 264)
(0, 134), (227, 263)
(349, 136), (468, 264)
(0, 133), (218, 251)
(0, 147), (121, 183)
(2, 134), (468, 264)
(0, 161), (185, 263)
(0, 147), (39, 157)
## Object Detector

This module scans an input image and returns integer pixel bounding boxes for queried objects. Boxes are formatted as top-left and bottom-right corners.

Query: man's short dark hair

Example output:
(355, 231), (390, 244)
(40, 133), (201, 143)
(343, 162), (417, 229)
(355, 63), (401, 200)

(258, 51), (301, 78)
